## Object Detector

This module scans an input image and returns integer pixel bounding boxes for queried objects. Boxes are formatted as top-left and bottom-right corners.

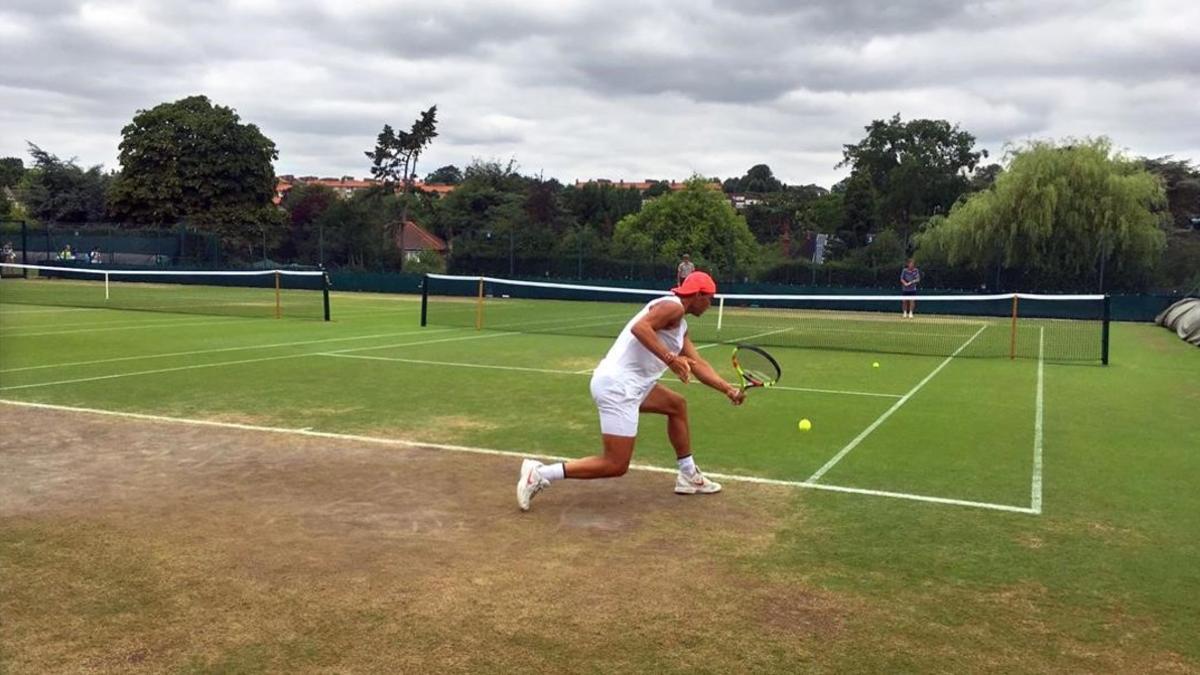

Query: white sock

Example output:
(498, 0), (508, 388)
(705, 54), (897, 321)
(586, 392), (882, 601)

(537, 463), (565, 482)
(677, 454), (697, 475)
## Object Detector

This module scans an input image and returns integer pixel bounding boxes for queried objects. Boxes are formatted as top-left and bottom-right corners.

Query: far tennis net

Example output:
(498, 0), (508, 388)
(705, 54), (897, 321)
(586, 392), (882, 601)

(0, 263), (331, 321)
(421, 274), (1110, 363)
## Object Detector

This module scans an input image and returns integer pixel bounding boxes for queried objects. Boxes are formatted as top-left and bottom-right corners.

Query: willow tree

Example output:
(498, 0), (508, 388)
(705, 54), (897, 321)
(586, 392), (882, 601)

(916, 138), (1167, 291)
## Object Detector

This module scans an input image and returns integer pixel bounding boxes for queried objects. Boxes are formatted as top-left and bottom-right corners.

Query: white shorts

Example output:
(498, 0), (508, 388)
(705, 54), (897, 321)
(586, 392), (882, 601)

(590, 371), (654, 437)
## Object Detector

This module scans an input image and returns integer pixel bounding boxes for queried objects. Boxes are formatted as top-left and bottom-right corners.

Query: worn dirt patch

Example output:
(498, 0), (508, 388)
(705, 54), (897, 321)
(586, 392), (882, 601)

(549, 357), (598, 372)
(0, 402), (838, 673)
(387, 414), (503, 444)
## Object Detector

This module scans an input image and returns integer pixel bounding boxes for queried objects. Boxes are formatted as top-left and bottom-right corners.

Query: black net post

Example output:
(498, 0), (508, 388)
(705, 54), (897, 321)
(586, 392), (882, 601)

(322, 271), (332, 322)
(420, 274), (429, 326)
(1101, 294), (1111, 365)
(21, 220), (29, 278)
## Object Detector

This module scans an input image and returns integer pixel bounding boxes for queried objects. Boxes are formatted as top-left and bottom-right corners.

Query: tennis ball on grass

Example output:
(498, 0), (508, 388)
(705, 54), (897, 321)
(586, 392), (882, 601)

(798, 419), (812, 431)
(872, 362), (880, 368)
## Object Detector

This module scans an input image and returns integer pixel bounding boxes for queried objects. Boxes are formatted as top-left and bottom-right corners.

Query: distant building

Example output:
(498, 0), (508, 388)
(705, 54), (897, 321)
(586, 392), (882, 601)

(573, 179), (720, 192)
(274, 175), (456, 205)
(727, 193), (764, 210)
(393, 220), (448, 261)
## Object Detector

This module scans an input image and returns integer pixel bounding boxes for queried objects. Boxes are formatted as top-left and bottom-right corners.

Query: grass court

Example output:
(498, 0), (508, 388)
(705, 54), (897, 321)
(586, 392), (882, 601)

(1, 278), (1197, 672)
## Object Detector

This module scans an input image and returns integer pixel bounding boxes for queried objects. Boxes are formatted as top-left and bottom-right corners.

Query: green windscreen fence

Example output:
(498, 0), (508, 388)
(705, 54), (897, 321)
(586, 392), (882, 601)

(422, 274), (1110, 363)
(0, 263), (331, 321)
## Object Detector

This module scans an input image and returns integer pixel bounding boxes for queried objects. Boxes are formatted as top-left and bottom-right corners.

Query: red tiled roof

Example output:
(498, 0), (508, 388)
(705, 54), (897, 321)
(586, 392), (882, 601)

(574, 179), (720, 191)
(274, 177), (457, 204)
(394, 220), (447, 252)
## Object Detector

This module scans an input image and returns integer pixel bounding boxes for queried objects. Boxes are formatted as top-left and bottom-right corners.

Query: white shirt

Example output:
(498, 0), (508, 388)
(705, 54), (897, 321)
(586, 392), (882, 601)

(594, 296), (687, 393)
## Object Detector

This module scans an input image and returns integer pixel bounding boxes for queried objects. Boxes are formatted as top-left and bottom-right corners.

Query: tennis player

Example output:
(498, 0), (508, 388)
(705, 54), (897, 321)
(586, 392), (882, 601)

(517, 271), (745, 511)
(900, 258), (921, 318)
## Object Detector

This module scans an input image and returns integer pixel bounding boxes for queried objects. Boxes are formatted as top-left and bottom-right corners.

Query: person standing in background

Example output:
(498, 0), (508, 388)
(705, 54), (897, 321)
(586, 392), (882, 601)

(676, 254), (695, 287)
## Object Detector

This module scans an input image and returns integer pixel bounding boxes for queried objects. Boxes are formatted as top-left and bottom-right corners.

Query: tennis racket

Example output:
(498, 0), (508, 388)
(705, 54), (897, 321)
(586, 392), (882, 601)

(731, 343), (782, 391)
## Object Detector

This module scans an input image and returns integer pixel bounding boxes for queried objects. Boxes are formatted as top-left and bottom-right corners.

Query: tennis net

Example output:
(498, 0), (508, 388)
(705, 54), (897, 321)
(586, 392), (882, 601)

(0, 263), (331, 321)
(421, 274), (1110, 363)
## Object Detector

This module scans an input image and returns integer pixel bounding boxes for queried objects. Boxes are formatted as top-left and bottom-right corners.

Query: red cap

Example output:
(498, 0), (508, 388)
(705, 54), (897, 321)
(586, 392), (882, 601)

(672, 271), (717, 296)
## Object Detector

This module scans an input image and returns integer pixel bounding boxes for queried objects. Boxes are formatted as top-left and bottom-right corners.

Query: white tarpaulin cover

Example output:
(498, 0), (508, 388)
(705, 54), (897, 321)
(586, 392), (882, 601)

(1155, 298), (1200, 347)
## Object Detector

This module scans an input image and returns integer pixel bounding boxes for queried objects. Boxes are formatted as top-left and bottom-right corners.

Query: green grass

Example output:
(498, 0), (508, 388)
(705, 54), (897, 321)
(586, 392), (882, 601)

(2, 285), (1198, 671)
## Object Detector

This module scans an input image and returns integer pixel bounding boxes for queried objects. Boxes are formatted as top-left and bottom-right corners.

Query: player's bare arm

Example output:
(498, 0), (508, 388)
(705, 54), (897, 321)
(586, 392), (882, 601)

(680, 335), (745, 405)
(631, 300), (691, 382)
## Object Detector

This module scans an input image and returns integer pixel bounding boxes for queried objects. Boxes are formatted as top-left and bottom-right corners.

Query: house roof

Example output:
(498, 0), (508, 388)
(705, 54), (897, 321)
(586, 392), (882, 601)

(274, 177), (457, 204)
(394, 220), (447, 252)
(573, 179), (720, 191)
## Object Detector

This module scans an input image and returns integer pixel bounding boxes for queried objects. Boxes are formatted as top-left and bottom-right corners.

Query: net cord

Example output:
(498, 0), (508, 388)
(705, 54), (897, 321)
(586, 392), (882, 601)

(426, 274), (1104, 303)
(1, 263), (325, 277)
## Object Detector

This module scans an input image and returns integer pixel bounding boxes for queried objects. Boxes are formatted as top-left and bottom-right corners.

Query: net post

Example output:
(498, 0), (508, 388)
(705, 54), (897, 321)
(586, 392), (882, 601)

(420, 274), (429, 327)
(1101, 294), (1111, 365)
(475, 277), (484, 330)
(717, 296), (725, 332)
(1009, 294), (1019, 360)
(322, 271), (331, 322)
(274, 271), (282, 319)
(20, 220), (29, 279)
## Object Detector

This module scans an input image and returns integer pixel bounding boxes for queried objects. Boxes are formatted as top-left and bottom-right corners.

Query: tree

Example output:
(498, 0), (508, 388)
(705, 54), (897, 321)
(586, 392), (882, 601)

(969, 163), (1003, 193)
(723, 164), (784, 194)
(839, 170), (877, 249)
(108, 95), (282, 259)
(18, 143), (112, 223)
(915, 138), (1167, 291)
(423, 164), (462, 185)
(839, 114), (986, 233)
(1140, 156), (1200, 230)
(643, 180), (671, 198)
(311, 189), (403, 269)
(613, 177), (756, 279)
(0, 157), (23, 189)
(280, 183), (339, 264)
(366, 106), (438, 270)
(561, 181), (643, 234)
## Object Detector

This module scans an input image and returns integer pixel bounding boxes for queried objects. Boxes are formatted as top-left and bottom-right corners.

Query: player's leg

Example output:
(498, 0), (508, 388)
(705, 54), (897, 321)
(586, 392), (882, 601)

(556, 434), (637, 478)
(639, 383), (690, 459)
(518, 382), (642, 510)
(640, 384), (721, 495)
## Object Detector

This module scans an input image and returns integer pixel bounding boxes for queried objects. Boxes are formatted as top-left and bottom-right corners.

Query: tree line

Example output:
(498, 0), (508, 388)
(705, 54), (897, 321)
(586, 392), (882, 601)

(2, 96), (1197, 292)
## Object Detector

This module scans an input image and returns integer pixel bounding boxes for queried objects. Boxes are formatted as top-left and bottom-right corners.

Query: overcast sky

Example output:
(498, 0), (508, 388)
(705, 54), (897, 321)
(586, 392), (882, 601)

(2, 0), (1197, 188)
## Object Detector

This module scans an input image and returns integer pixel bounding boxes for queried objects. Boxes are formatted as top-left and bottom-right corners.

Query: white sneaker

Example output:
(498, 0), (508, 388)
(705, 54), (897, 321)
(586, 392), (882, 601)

(675, 469), (722, 495)
(517, 459), (550, 511)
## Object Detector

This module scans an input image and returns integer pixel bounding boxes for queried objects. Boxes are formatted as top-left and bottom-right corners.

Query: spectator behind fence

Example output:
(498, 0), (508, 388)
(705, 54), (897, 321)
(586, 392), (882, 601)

(89, 248), (102, 264)
(676, 254), (695, 286)
(57, 244), (75, 261)
(1, 241), (14, 263)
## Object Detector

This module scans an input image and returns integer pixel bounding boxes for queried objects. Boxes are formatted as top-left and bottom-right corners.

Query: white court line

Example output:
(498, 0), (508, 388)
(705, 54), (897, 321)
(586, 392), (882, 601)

(772, 385), (901, 399)
(0, 305), (106, 315)
(319, 352), (903, 399)
(0, 330), (514, 392)
(322, 353), (580, 376)
(806, 323), (990, 483)
(0, 398), (1038, 515)
(1, 315), (255, 338)
(0, 328), (458, 374)
(695, 327), (794, 351)
(1031, 327), (1045, 514)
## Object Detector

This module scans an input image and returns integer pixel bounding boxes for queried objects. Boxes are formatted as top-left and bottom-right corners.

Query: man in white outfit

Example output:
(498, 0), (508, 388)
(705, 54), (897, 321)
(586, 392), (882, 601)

(517, 271), (745, 511)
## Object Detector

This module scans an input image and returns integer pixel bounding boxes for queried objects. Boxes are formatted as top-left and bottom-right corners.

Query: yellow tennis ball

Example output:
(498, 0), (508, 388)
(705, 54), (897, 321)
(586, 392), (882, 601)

(872, 362), (880, 368)
(798, 419), (812, 431)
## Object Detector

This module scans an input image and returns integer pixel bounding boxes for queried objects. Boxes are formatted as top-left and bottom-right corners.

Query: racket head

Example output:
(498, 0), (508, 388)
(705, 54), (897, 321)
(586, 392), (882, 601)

(731, 343), (782, 389)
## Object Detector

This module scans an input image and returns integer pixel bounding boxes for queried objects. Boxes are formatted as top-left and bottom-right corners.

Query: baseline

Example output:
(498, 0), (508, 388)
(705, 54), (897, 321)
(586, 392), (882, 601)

(0, 398), (1038, 515)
